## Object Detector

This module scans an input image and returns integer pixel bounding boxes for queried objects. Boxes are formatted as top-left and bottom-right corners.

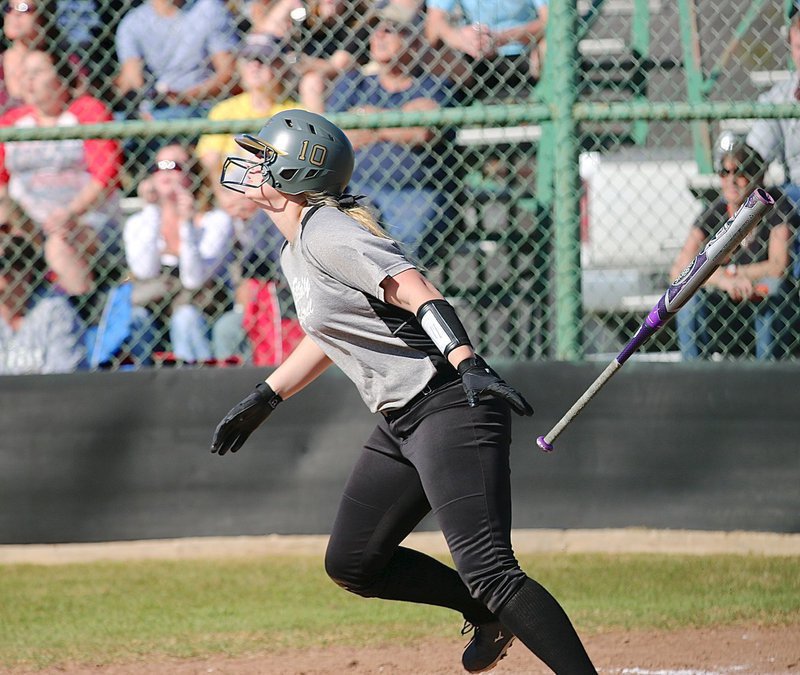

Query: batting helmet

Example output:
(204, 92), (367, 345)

(220, 109), (354, 196)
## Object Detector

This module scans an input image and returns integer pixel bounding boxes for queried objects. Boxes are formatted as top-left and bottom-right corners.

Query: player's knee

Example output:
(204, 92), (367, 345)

(324, 567), (381, 598)
(324, 545), (381, 598)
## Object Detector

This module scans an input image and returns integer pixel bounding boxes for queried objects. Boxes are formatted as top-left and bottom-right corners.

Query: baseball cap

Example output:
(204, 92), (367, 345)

(374, 0), (418, 26)
(237, 35), (288, 64)
(713, 130), (764, 176)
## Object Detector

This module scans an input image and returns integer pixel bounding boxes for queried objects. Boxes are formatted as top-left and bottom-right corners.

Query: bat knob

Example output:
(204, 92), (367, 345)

(536, 436), (554, 453)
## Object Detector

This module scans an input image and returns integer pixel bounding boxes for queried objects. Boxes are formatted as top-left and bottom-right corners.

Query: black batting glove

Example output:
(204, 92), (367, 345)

(457, 356), (534, 417)
(211, 382), (282, 455)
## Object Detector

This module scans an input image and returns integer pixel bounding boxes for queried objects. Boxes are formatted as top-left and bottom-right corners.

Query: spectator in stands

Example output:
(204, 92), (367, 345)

(246, 0), (371, 94)
(670, 132), (799, 361)
(114, 0), (239, 121)
(56, 0), (102, 50)
(196, 35), (323, 184)
(55, 0), (125, 97)
(1, 0), (72, 113)
(0, 235), (85, 374)
(246, 0), (298, 40)
(424, 0), (548, 103)
(0, 45), (122, 297)
(325, 4), (456, 260)
(123, 143), (235, 364)
(291, 0), (371, 81)
(747, 3), (800, 209)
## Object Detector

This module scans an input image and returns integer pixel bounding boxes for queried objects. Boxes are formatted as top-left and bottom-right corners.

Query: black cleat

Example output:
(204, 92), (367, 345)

(461, 620), (515, 673)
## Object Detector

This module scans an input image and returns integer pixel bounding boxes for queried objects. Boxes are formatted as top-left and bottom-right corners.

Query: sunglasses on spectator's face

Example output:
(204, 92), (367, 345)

(718, 167), (745, 179)
(151, 159), (183, 173)
(244, 55), (282, 68)
(4, 1), (34, 13)
(375, 21), (409, 35)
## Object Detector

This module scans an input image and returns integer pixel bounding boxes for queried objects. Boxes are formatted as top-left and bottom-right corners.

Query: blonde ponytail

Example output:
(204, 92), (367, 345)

(306, 193), (391, 240)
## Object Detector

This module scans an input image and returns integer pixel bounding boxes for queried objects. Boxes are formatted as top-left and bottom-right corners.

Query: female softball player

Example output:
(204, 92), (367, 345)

(211, 110), (597, 674)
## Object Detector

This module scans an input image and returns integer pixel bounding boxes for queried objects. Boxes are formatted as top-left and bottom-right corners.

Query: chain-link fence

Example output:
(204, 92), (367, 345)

(1, 0), (799, 374)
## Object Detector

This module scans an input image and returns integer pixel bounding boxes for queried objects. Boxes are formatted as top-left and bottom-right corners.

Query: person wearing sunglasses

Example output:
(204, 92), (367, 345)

(669, 131), (800, 360)
(2, 0), (62, 112)
(122, 143), (234, 364)
(248, 0), (371, 86)
(195, 36), (321, 368)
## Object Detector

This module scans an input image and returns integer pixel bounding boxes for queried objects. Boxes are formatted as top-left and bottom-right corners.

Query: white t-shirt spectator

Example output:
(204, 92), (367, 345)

(123, 204), (234, 290)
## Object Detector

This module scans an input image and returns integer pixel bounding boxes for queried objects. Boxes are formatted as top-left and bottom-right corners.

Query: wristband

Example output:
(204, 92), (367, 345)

(456, 355), (486, 376)
(256, 382), (282, 409)
(417, 299), (472, 357)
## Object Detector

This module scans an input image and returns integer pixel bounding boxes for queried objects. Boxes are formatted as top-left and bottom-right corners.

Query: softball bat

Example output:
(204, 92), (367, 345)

(536, 187), (775, 452)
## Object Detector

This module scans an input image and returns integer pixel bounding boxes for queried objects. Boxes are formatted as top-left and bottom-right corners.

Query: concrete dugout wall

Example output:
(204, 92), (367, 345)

(1, 362), (798, 544)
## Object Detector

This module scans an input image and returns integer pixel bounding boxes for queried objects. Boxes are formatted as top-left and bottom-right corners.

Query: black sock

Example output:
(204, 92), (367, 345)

(497, 578), (597, 674)
(374, 547), (495, 624)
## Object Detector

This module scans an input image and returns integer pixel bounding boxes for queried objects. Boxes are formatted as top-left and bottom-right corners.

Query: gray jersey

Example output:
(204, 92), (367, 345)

(281, 206), (445, 413)
(746, 74), (800, 186)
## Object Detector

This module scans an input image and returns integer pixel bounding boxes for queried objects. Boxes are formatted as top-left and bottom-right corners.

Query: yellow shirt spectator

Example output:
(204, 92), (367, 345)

(197, 94), (298, 175)
(195, 35), (325, 181)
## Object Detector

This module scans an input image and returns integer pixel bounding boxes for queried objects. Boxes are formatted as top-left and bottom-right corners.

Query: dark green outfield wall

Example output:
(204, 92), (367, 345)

(1, 362), (798, 544)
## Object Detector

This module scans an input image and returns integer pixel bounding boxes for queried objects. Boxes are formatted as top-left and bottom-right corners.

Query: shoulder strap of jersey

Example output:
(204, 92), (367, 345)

(301, 204), (325, 228)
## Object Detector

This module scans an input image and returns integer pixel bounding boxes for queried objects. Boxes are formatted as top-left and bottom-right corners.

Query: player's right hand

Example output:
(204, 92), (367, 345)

(211, 383), (282, 455)
(457, 356), (534, 417)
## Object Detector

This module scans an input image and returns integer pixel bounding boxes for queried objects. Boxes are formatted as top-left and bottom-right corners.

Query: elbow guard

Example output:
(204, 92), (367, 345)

(416, 299), (472, 358)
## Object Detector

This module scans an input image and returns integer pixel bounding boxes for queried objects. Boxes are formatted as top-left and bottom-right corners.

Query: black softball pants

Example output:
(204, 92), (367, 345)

(325, 380), (522, 618)
(324, 381), (596, 673)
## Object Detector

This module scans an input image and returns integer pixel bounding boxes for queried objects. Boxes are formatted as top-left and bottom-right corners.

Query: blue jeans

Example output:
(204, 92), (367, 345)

(781, 183), (800, 279)
(781, 182), (800, 206)
(675, 294), (709, 360)
(171, 304), (212, 362)
(676, 289), (791, 360)
(127, 306), (158, 366)
(212, 307), (250, 361)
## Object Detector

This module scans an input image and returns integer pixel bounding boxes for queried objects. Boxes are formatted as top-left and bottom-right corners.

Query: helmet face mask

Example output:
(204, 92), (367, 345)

(220, 136), (281, 194)
(219, 110), (354, 197)
(219, 156), (274, 193)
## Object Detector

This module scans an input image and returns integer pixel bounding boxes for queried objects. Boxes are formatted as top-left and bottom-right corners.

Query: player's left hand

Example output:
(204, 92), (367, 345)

(457, 356), (534, 416)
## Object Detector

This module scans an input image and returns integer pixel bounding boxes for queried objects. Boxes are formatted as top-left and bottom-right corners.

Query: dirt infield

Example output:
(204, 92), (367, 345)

(3, 529), (799, 675)
(7, 624), (800, 674)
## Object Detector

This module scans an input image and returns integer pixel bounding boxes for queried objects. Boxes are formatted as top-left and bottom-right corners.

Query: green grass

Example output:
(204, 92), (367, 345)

(1, 553), (798, 668)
